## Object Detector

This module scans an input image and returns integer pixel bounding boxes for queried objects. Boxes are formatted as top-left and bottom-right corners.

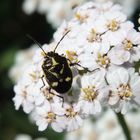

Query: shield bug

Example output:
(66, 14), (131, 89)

(28, 31), (73, 94)
(28, 31), (94, 94)
(41, 48), (73, 93)
(41, 31), (73, 94)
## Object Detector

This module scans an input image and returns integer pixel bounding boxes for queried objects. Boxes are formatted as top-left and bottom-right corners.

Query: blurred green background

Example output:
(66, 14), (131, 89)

(0, 0), (140, 140)
(0, 0), (62, 140)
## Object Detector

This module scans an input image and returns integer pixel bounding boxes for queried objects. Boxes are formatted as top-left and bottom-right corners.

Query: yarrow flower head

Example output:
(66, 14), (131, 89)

(22, 0), (138, 28)
(106, 68), (140, 114)
(22, 0), (86, 28)
(13, 1), (140, 133)
(65, 110), (140, 140)
(9, 45), (37, 83)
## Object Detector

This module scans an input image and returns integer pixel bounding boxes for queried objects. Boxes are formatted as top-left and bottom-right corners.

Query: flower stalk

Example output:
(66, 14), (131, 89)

(116, 112), (132, 140)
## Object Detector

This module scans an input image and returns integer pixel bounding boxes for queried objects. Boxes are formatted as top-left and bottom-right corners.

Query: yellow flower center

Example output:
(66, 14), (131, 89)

(81, 86), (98, 102)
(118, 84), (133, 100)
(46, 112), (56, 123)
(97, 53), (110, 68)
(75, 13), (88, 23)
(66, 50), (78, 63)
(29, 72), (37, 81)
(65, 107), (77, 118)
(42, 88), (54, 100)
(107, 20), (119, 31)
(123, 39), (133, 50)
(87, 29), (101, 42)
(22, 90), (27, 99)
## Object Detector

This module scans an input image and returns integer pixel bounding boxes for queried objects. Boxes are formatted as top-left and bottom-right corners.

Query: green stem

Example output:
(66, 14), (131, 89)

(116, 112), (132, 140)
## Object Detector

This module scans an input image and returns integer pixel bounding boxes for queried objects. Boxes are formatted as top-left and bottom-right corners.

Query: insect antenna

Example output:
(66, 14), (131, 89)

(54, 30), (70, 52)
(26, 34), (47, 55)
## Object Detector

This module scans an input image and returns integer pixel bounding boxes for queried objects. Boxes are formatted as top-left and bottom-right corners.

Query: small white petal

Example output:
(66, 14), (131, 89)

(94, 100), (102, 113)
(108, 95), (120, 105)
(108, 47), (130, 65)
(107, 68), (129, 87)
(13, 95), (24, 110)
(23, 102), (34, 114)
(38, 121), (48, 131)
(51, 121), (63, 133)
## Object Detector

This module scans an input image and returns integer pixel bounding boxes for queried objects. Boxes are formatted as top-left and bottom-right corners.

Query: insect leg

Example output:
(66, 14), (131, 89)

(70, 62), (89, 72)
(76, 63), (99, 72)
(40, 75), (45, 90)
(68, 59), (99, 72)
(48, 87), (64, 106)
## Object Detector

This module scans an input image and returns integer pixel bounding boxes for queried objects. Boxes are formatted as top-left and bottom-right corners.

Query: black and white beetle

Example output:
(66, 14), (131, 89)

(42, 51), (73, 93)
(41, 31), (74, 94)
(28, 31), (93, 94)
(28, 31), (73, 94)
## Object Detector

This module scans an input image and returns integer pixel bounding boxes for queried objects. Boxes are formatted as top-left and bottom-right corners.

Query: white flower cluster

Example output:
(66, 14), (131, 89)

(138, 14), (140, 31)
(65, 109), (140, 140)
(9, 45), (37, 83)
(22, 0), (85, 28)
(14, 134), (47, 140)
(13, 2), (140, 133)
(22, 0), (138, 28)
